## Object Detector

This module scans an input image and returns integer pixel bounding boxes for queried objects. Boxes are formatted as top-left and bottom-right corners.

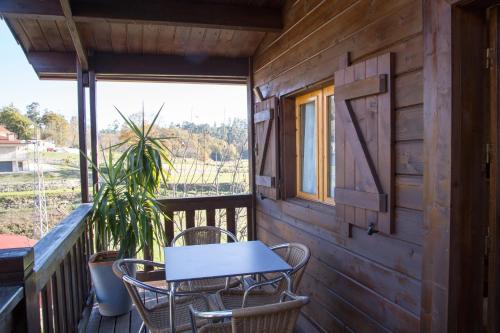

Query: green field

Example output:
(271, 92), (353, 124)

(0, 151), (249, 240)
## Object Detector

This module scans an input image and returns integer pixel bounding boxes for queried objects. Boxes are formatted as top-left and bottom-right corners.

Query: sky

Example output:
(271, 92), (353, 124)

(0, 20), (248, 130)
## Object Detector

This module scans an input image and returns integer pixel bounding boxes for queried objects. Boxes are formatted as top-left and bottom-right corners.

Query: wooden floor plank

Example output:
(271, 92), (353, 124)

(130, 304), (144, 333)
(85, 304), (101, 333)
(114, 311), (131, 333)
(83, 290), (165, 333)
(98, 314), (116, 333)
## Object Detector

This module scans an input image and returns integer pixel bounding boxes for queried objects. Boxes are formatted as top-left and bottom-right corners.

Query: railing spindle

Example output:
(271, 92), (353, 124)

(41, 284), (50, 333)
(226, 207), (236, 241)
(50, 274), (61, 333)
(165, 210), (174, 246)
(73, 244), (83, 318)
(247, 204), (254, 241)
(206, 209), (216, 227)
(186, 210), (195, 229)
(63, 255), (75, 331)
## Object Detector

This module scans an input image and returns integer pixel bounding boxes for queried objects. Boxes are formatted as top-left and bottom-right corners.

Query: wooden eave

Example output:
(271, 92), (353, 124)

(0, 0), (283, 82)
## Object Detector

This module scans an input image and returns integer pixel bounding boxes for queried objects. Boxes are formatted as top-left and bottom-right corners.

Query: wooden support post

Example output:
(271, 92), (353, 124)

(77, 61), (89, 203)
(89, 70), (98, 193)
(247, 57), (256, 241)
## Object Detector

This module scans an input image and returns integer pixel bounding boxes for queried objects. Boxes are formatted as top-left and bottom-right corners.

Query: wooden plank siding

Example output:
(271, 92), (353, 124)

(253, 0), (424, 332)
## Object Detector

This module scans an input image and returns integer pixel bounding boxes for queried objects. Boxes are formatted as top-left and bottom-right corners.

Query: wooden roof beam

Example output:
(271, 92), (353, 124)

(72, 0), (282, 32)
(0, 0), (283, 32)
(28, 52), (249, 80)
(58, 0), (88, 70)
(0, 0), (63, 19)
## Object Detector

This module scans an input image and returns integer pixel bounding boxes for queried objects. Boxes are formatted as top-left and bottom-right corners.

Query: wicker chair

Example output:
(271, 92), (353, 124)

(171, 226), (241, 292)
(113, 259), (214, 333)
(189, 291), (309, 333)
(215, 243), (310, 310)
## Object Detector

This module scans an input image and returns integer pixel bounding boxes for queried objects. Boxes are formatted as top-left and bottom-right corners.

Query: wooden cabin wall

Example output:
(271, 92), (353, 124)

(252, 0), (423, 332)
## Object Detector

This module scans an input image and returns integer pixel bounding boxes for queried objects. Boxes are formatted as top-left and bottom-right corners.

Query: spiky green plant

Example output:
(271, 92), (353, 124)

(117, 105), (174, 193)
(90, 106), (172, 258)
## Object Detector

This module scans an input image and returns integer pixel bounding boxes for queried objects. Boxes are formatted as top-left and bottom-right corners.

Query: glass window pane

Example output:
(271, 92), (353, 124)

(300, 101), (317, 194)
(327, 95), (335, 198)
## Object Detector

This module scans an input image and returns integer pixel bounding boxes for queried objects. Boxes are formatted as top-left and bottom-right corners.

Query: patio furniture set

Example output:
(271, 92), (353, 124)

(112, 226), (311, 333)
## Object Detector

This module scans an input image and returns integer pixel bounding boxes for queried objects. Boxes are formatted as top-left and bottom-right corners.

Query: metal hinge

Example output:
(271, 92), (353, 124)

(486, 47), (493, 69)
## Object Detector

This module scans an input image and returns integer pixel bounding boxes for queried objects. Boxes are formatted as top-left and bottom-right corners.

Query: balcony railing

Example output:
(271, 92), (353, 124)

(0, 194), (254, 333)
(158, 194), (254, 244)
(0, 204), (93, 333)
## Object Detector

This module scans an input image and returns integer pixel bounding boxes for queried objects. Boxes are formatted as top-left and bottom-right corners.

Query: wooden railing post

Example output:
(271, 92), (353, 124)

(0, 247), (35, 333)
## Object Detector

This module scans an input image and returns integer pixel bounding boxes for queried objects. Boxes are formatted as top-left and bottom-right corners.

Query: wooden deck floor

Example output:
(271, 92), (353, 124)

(84, 288), (170, 333)
(85, 302), (144, 333)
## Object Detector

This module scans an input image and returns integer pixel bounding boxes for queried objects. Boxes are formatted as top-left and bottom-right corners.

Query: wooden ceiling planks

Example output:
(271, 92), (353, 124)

(200, 28), (222, 55)
(17, 19), (50, 51)
(157, 25), (176, 55)
(1, 0), (278, 78)
(126, 23), (142, 53)
(5, 18), (33, 51)
(185, 27), (207, 54)
(37, 20), (65, 51)
(77, 21), (96, 50)
(142, 24), (159, 54)
(109, 22), (126, 53)
(55, 20), (75, 51)
(173, 26), (191, 55)
(92, 21), (112, 52)
(2, 0), (275, 57)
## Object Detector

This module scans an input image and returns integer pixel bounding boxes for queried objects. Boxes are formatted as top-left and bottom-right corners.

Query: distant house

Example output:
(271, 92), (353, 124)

(0, 126), (29, 172)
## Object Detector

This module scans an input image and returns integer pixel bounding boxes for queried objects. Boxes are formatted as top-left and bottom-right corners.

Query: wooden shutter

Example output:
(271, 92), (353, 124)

(254, 96), (279, 200)
(334, 53), (394, 236)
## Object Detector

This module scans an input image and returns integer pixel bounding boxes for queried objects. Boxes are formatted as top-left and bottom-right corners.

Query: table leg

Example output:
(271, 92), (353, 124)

(169, 281), (176, 333)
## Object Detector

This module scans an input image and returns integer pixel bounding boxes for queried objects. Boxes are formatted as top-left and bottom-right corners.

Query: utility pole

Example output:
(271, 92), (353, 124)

(33, 126), (48, 239)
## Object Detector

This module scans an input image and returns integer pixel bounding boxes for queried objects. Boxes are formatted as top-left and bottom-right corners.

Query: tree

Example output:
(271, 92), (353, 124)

(0, 105), (33, 139)
(26, 102), (42, 125)
(41, 111), (70, 146)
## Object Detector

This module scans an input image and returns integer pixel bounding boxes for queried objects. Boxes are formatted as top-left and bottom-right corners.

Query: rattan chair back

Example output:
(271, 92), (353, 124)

(270, 243), (310, 293)
(171, 226), (238, 247)
(231, 295), (308, 333)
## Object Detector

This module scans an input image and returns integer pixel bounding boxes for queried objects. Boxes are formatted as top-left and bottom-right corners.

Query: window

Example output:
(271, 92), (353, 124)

(295, 86), (335, 204)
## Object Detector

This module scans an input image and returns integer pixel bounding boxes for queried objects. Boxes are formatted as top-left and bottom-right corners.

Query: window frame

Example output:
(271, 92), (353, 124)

(294, 85), (335, 205)
(295, 90), (322, 201)
(322, 86), (336, 206)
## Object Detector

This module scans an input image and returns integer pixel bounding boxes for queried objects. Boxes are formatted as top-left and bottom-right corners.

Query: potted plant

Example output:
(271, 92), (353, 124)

(88, 107), (171, 316)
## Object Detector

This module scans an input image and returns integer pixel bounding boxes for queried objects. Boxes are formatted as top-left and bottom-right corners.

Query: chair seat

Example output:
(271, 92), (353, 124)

(147, 295), (215, 333)
(199, 322), (232, 333)
(215, 289), (281, 310)
(177, 277), (241, 293)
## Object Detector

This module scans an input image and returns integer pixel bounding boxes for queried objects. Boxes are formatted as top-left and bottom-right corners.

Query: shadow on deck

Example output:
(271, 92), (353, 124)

(84, 289), (166, 333)
(85, 302), (144, 333)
